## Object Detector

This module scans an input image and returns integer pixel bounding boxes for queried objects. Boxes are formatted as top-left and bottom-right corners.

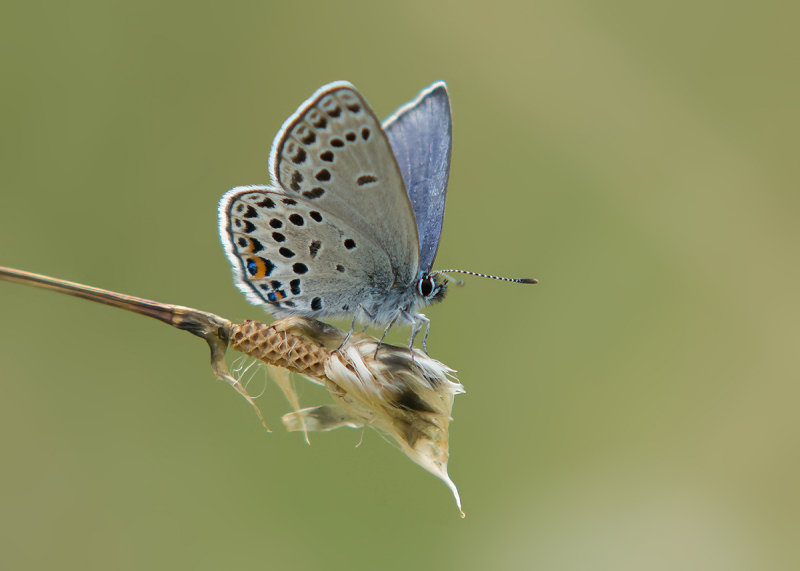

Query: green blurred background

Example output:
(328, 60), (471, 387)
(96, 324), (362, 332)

(2, 1), (798, 569)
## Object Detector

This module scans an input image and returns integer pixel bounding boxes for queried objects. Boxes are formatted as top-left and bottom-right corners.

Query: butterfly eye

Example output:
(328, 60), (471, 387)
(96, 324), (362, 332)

(418, 275), (436, 298)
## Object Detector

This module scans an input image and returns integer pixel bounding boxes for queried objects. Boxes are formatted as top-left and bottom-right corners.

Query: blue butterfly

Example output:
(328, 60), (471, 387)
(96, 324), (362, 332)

(219, 82), (533, 349)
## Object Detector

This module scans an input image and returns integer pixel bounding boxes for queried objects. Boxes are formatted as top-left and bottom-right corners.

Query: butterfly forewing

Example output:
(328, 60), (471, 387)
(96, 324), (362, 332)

(383, 82), (452, 273)
(220, 186), (395, 317)
(268, 82), (419, 284)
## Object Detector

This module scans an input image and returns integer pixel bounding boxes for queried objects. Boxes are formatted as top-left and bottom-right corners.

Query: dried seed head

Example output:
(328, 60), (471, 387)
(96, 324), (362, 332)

(230, 316), (464, 514)
(0, 267), (465, 515)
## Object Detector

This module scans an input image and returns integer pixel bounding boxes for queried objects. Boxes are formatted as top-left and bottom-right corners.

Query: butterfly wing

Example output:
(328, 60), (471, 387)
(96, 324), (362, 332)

(382, 82), (452, 273)
(219, 185), (396, 318)
(268, 81), (420, 285)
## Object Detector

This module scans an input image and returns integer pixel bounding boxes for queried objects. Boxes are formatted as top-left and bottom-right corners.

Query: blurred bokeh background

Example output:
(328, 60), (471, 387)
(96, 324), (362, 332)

(1, 1), (798, 569)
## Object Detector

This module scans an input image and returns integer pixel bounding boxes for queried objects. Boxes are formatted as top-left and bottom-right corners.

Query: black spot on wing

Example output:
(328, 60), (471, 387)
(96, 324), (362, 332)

(290, 171), (303, 191)
(291, 148), (306, 164)
(235, 219), (256, 233)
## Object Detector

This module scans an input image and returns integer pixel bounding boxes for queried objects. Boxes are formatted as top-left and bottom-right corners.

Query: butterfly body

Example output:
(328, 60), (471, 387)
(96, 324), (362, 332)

(219, 81), (452, 343)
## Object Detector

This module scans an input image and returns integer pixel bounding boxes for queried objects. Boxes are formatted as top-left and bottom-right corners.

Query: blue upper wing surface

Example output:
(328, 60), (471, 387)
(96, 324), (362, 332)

(382, 82), (452, 273)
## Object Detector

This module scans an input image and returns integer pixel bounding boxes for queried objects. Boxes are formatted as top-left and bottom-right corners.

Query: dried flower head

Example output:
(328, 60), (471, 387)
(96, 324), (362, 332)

(0, 267), (465, 515)
(230, 317), (464, 514)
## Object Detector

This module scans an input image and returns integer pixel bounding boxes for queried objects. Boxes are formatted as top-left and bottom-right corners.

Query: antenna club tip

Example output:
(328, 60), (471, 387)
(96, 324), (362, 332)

(521, 278), (538, 284)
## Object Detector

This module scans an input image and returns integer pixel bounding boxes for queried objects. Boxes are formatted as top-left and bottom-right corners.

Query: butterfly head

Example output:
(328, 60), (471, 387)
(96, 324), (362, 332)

(416, 272), (447, 304)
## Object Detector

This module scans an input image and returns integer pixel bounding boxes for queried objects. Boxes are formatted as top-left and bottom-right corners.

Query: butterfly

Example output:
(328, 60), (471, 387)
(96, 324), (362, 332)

(219, 81), (534, 350)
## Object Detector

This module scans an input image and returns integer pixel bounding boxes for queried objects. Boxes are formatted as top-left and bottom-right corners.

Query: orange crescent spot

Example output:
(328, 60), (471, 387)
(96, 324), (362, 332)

(247, 257), (267, 279)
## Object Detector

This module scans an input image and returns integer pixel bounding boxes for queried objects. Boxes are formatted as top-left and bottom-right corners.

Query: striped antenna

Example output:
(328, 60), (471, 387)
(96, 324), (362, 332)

(435, 269), (538, 285)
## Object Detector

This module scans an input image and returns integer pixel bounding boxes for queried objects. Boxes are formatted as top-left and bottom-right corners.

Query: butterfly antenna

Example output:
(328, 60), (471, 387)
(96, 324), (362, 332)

(436, 269), (538, 285)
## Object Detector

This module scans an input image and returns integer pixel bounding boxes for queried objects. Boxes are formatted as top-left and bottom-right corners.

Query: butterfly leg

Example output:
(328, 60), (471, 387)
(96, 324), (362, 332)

(336, 305), (375, 352)
(375, 307), (403, 358)
(408, 313), (431, 354)
(334, 312), (360, 352)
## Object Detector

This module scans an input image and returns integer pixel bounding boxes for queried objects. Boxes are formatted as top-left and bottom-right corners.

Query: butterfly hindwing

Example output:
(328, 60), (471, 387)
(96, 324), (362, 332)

(219, 186), (395, 318)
